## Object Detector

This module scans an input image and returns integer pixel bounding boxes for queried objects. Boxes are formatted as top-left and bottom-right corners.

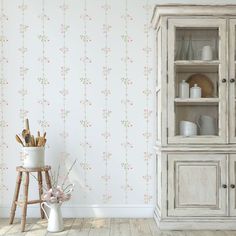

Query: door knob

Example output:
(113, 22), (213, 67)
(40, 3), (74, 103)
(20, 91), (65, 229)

(230, 78), (235, 83)
(231, 184), (235, 189)
(222, 78), (227, 83)
(222, 184), (227, 188)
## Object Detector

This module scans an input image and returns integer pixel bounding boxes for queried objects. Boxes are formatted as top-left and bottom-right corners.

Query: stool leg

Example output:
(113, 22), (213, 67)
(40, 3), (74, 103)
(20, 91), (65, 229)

(9, 171), (22, 224)
(37, 171), (44, 219)
(45, 170), (52, 190)
(21, 172), (29, 232)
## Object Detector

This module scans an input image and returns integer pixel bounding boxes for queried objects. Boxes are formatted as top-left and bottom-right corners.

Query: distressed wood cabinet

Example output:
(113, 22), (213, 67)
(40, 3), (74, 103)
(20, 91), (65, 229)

(152, 5), (236, 230)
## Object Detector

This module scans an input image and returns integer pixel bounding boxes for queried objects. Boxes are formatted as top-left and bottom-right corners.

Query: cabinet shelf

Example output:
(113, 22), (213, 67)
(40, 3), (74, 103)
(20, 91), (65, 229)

(174, 98), (219, 106)
(174, 135), (218, 138)
(175, 60), (219, 73)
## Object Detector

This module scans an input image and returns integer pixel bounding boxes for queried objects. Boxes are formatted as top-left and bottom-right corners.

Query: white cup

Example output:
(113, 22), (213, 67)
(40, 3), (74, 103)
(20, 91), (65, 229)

(201, 45), (213, 61)
(180, 121), (197, 137)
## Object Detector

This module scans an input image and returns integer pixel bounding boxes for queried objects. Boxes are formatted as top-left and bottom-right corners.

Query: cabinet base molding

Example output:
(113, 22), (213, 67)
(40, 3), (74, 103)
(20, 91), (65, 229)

(154, 208), (236, 230)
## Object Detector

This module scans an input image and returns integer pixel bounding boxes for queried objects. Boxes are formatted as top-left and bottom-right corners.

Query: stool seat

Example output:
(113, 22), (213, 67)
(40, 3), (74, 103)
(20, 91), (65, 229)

(9, 165), (52, 232)
(16, 165), (51, 172)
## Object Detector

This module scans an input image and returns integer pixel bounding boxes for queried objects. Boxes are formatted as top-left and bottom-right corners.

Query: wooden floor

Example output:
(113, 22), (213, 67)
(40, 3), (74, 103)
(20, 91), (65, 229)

(1, 218), (236, 236)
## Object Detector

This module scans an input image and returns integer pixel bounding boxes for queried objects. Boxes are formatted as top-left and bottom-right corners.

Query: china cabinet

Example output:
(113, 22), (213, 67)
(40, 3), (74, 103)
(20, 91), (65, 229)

(152, 5), (236, 230)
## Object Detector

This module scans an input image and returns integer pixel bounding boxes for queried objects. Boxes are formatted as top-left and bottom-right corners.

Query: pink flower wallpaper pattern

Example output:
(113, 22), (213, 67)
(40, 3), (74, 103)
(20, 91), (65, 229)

(101, 0), (112, 204)
(59, 0), (70, 171)
(38, 0), (50, 131)
(79, 0), (92, 197)
(0, 0), (8, 204)
(143, 0), (153, 204)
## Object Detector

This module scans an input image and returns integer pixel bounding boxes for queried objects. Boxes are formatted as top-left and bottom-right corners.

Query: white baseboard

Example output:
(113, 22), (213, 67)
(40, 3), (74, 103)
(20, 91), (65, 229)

(0, 204), (155, 218)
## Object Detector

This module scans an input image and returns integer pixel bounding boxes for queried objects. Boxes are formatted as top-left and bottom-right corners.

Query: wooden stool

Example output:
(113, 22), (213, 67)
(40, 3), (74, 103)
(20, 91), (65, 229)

(9, 166), (52, 232)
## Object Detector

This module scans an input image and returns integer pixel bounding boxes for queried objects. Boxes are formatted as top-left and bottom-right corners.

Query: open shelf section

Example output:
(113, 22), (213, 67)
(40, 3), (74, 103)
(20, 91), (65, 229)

(174, 98), (219, 106)
(175, 60), (219, 73)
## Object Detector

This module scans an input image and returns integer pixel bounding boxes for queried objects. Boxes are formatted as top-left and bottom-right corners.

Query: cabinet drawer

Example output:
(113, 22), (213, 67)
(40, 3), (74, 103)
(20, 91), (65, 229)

(168, 153), (227, 217)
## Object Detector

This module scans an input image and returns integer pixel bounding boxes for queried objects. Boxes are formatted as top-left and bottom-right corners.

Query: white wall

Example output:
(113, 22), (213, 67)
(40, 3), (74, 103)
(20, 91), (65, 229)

(0, 0), (155, 217)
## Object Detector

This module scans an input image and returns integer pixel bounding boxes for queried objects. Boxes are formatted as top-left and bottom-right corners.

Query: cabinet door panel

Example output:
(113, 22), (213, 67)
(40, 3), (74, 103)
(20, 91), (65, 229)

(229, 155), (236, 216)
(167, 18), (227, 144)
(168, 153), (227, 216)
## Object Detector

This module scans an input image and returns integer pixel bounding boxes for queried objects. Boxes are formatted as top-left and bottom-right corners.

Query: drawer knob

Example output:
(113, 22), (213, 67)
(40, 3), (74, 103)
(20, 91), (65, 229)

(222, 184), (227, 188)
(230, 78), (235, 83)
(231, 184), (235, 189)
(222, 78), (227, 83)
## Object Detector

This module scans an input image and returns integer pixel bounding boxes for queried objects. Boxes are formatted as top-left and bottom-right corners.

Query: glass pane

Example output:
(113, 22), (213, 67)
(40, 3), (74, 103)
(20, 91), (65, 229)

(173, 27), (220, 138)
(175, 28), (219, 61)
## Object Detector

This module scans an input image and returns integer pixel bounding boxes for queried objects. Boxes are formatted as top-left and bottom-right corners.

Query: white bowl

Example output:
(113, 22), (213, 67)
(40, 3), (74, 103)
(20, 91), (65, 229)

(180, 121), (197, 137)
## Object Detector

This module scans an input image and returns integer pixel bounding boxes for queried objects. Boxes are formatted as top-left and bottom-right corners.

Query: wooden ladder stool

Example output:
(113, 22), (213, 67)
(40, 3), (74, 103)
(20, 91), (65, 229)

(9, 166), (52, 232)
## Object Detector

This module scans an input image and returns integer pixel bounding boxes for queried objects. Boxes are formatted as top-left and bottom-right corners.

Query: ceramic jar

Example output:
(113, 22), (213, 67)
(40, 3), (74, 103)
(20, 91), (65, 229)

(190, 84), (201, 98)
(22, 147), (45, 168)
(179, 80), (189, 98)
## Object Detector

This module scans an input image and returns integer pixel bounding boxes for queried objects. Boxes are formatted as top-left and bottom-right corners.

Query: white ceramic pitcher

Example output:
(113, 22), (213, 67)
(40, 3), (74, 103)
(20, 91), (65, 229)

(41, 202), (64, 232)
(197, 115), (217, 135)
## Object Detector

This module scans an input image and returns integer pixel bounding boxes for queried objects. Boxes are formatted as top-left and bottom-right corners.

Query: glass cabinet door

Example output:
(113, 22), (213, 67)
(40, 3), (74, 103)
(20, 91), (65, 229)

(167, 18), (227, 144)
(229, 19), (236, 143)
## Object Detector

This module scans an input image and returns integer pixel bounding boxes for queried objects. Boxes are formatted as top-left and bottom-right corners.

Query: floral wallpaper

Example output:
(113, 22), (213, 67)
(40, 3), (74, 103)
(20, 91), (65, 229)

(0, 0), (8, 205)
(38, 0), (50, 131)
(0, 0), (155, 214)
(101, 0), (112, 204)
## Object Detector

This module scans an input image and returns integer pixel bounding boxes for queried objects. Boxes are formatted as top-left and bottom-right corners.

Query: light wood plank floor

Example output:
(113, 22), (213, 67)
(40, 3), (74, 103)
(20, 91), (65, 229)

(1, 218), (236, 236)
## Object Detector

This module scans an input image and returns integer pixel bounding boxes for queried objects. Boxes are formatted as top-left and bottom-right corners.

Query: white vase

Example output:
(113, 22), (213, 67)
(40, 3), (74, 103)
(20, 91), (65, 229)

(201, 45), (213, 61)
(22, 147), (45, 168)
(41, 202), (64, 233)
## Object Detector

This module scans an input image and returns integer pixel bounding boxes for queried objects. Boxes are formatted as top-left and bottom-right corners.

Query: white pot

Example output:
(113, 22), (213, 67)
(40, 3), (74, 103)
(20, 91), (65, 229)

(22, 147), (45, 168)
(180, 120), (197, 137)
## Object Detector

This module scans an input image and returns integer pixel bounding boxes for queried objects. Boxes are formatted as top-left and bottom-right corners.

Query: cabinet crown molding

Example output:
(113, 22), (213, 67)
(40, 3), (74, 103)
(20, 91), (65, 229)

(151, 5), (236, 29)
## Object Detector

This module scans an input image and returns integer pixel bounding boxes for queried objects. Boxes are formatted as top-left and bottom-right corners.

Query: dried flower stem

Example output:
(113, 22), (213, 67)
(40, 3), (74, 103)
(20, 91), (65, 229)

(61, 159), (77, 188)
(29, 173), (48, 191)
(55, 164), (60, 187)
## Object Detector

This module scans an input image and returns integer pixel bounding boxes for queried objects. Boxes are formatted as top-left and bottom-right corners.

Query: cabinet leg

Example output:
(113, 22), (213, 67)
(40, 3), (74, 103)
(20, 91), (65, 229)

(9, 171), (22, 224)
(21, 172), (29, 232)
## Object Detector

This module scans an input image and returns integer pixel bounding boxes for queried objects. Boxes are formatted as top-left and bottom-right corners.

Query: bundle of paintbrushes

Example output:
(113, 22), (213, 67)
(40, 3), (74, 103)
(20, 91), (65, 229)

(15, 119), (47, 147)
